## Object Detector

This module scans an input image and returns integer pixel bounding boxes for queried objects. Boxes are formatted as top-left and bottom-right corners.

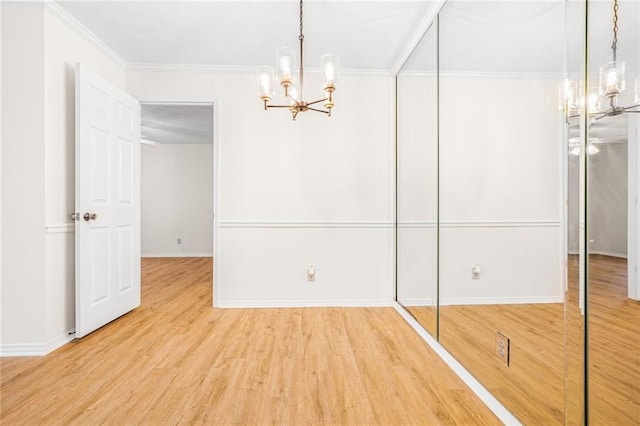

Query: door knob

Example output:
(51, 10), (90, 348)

(83, 212), (98, 221)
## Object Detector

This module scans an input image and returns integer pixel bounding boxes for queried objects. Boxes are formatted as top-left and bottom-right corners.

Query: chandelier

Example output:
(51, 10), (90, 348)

(565, 0), (639, 119)
(257, 0), (339, 121)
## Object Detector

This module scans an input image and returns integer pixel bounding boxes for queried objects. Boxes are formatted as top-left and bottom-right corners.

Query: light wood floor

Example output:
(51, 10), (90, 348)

(404, 255), (640, 425)
(1, 257), (500, 425)
(586, 255), (640, 425)
(439, 298), (565, 425)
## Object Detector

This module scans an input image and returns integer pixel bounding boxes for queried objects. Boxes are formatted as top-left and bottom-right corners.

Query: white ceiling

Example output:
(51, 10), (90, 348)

(58, 0), (637, 143)
(400, 0), (639, 74)
(57, 0), (434, 72)
(141, 104), (213, 144)
(57, 0), (638, 74)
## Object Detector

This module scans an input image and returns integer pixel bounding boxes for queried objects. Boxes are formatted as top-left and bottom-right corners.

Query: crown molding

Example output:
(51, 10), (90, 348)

(127, 63), (259, 74)
(1, 1), (44, 8)
(44, 1), (127, 68)
(391, 0), (447, 76)
(398, 70), (566, 79)
(127, 62), (391, 76)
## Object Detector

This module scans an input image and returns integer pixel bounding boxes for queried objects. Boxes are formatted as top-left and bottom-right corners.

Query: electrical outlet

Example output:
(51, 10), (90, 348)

(472, 264), (481, 280)
(307, 266), (316, 282)
(495, 332), (510, 366)
(177, 238), (182, 245)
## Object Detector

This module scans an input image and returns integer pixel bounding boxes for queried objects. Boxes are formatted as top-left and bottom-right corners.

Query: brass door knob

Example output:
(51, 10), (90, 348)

(83, 212), (98, 222)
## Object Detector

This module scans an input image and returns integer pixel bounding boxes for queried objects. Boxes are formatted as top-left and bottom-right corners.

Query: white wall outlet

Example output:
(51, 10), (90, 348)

(307, 266), (316, 282)
(177, 238), (182, 245)
(472, 264), (481, 280)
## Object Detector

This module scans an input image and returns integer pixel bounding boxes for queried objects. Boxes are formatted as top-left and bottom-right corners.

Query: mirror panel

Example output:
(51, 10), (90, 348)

(565, 0), (587, 423)
(437, 1), (566, 423)
(396, 20), (439, 337)
(586, 1), (640, 423)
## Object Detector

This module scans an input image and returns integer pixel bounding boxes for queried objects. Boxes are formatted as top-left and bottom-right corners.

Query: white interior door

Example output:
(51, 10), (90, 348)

(75, 63), (141, 338)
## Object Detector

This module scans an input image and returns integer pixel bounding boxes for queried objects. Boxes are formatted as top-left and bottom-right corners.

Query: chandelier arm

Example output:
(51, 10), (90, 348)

(307, 107), (330, 114)
(306, 98), (329, 107)
(266, 104), (295, 109)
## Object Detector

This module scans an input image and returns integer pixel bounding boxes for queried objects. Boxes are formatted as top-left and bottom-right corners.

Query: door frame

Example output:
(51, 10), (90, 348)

(628, 114), (639, 300)
(138, 97), (221, 307)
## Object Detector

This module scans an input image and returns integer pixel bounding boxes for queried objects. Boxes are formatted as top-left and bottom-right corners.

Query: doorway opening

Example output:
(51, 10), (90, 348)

(140, 102), (216, 306)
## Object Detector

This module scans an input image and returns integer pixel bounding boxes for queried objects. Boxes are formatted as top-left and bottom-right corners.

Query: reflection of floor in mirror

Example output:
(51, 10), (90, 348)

(403, 254), (640, 424)
(586, 254), (640, 426)
(438, 299), (565, 425)
(405, 305), (437, 337)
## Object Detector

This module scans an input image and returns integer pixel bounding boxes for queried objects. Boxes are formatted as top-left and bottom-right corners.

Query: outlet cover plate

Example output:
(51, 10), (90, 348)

(495, 332), (510, 367)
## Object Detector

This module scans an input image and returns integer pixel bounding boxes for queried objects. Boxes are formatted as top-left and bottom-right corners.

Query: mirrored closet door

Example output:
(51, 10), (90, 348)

(396, 19), (439, 337)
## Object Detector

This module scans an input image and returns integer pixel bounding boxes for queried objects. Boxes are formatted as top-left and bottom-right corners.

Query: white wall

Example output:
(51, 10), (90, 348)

(396, 74), (438, 306)
(438, 76), (563, 304)
(141, 143), (213, 257)
(127, 70), (395, 307)
(0, 2), (3, 344)
(589, 143), (628, 257)
(1, 5), (47, 350)
(1, 4), (126, 355)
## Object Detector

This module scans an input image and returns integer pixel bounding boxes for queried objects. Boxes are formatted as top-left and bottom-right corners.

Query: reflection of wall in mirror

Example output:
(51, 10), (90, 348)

(397, 74), (438, 305)
(439, 76), (563, 305)
(568, 116), (629, 258)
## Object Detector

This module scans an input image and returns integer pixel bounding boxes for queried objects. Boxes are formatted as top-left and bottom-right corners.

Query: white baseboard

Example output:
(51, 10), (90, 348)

(392, 302), (522, 426)
(0, 333), (74, 357)
(588, 250), (627, 259)
(440, 296), (563, 306)
(0, 342), (48, 357)
(47, 333), (75, 354)
(568, 250), (626, 258)
(397, 298), (435, 306)
(142, 253), (213, 258)
(216, 299), (394, 308)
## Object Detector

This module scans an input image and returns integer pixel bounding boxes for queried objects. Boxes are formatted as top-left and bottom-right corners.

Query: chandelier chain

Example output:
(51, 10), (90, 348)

(612, 0), (618, 61)
(299, 0), (304, 41)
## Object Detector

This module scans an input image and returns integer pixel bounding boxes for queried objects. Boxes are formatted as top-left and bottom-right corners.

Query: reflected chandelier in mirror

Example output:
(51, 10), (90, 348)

(564, 0), (640, 119)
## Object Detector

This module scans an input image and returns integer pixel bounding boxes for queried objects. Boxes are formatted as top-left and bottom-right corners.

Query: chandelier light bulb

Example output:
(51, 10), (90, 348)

(599, 60), (625, 97)
(257, 66), (275, 102)
(276, 47), (295, 88)
(321, 54), (339, 90)
(566, 81), (577, 107)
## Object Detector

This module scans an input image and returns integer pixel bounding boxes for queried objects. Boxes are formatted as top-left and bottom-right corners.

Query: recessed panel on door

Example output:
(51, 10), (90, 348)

(118, 225), (133, 293)
(91, 227), (110, 305)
